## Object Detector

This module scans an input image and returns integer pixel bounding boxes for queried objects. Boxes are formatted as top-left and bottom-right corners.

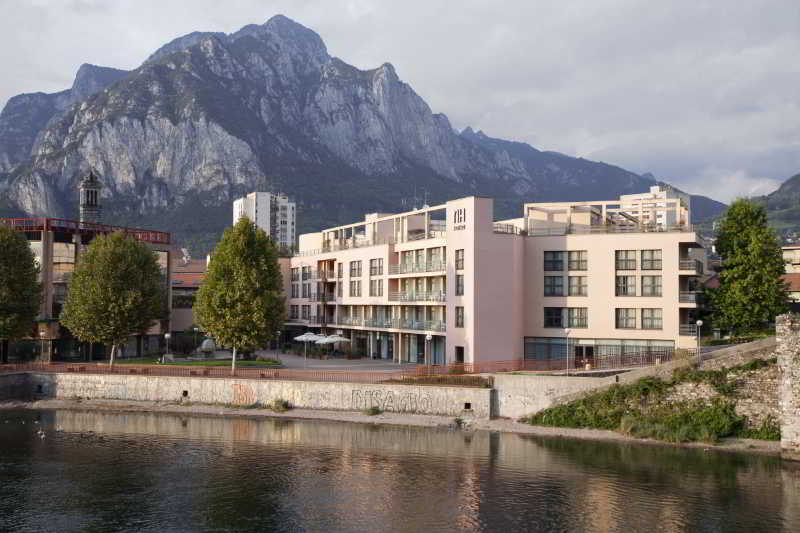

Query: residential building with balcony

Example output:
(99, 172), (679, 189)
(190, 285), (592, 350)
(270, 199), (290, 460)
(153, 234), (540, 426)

(233, 192), (296, 250)
(282, 186), (706, 366)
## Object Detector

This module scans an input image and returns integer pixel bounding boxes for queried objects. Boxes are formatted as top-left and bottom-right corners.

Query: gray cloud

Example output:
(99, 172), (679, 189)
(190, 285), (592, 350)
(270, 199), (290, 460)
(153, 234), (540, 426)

(1, 0), (798, 202)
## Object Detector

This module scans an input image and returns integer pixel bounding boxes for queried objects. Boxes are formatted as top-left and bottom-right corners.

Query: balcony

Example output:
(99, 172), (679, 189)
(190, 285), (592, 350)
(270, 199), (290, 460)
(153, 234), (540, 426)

(679, 324), (698, 336)
(679, 291), (701, 303)
(388, 261), (445, 275)
(336, 316), (364, 327)
(335, 317), (446, 332)
(388, 291), (446, 303)
(314, 269), (335, 280)
(679, 259), (704, 274)
(309, 292), (336, 302)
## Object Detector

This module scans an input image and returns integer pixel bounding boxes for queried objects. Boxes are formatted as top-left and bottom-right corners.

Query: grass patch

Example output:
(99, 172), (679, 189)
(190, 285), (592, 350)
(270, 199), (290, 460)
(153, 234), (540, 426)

(736, 416), (781, 441)
(116, 357), (281, 367)
(269, 399), (292, 412)
(363, 406), (382, 416)
(381, 375), (490, 388)
(522, 358), (779, 443)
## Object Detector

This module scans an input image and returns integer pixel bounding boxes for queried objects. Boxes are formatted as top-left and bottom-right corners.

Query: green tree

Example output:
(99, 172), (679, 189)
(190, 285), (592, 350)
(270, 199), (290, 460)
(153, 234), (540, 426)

(194, 217), (285, 373)
(710, 199), (788, 333)
(60, 232), (167, 365)
(0, 226), (42, 363)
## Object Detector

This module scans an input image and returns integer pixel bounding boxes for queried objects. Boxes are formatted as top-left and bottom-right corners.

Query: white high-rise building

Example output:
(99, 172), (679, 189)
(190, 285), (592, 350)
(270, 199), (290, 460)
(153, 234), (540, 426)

(233, 192), (296, 249)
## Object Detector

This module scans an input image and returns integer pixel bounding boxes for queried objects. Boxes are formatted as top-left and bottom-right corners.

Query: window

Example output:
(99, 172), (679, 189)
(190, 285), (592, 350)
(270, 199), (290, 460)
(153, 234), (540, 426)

(456, 274), (464, 296)
(369, 258), (383, 276)
(290, 305), (298, 319)
(544, 251), (565, 271)
(568, 307), (588, 328)
(455, 249), (464, 270)
(568, 250), (588, 271)
(349, 280), (362, 297)
(302, 266), (311, 280)
(337, 281), (343, 297)
(641, 275), (662, 297)
(568, 276), (588, 296)
(369, 279), (383, 297)
(616, 275), (636, 296)
(349, 261), (362, 277)
(291, 284), (299, 298)
(301, 305), (310, 319)
(616, 308), (636, 329)
(641, 250), (662, 270)
(544, 307), (564, 328)
(616, 250), (637, 270)
(291, 268), (299, 282)
(455, 346), (465, 363)
(337, 263), (343, 278)
(642, 308), (663, 330)
(455, 306), (465, 327)
(302, 283), (310, 298)
(544, 276), (564, 296)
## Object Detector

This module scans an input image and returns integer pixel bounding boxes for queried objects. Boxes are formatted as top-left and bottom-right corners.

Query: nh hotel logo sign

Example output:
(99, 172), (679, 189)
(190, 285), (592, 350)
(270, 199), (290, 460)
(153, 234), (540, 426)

(452, 207), (467, 231)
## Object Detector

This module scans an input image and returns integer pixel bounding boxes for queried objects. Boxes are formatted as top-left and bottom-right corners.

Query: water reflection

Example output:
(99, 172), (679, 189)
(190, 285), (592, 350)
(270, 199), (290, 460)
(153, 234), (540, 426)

(0, 409), (797, 533)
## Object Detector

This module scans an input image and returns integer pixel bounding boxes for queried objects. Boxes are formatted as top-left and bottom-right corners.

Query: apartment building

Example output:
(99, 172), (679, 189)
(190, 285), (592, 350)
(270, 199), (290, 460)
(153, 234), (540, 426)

(283, 187), (706, 366)
(233, 192), (296, 249)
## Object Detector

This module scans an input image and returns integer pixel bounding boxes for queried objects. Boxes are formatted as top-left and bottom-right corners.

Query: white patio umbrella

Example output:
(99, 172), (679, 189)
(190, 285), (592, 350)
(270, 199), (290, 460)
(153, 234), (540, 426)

(294, 332), (323, 368)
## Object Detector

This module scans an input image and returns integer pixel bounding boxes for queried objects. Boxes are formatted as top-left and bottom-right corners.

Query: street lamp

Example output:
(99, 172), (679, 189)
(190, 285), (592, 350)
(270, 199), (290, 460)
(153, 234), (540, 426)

(425, 334), (433, 367)
(164, 332), (172, 362)
(695, 319), (704, 355)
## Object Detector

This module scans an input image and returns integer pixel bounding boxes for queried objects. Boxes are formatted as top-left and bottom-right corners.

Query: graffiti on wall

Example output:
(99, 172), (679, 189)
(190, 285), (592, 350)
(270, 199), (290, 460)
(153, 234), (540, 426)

(350, 389), (435, 413)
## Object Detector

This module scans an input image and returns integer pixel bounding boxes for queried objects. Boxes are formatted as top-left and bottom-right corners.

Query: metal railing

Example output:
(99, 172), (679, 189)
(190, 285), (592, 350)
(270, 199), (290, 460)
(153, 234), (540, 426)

(310, 293), (336, 302)
(527, 222), (693, 237)
(407, 230), (446, 241)
(293, 236), (395, 257)
(333, 317), (446, 332)
(679, 291), (701, 303)
(388, 261), (445, 275)
(679, 324), (698, 336)
(493, 223), (525, 235)
(1, 217), (170, 244)
(679, 259), (703, 273)
(388, 291), (446, 303)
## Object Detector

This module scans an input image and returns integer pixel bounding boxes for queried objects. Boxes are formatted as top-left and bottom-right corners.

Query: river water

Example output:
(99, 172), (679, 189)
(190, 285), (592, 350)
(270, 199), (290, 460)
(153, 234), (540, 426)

(0, 409), (798, 533)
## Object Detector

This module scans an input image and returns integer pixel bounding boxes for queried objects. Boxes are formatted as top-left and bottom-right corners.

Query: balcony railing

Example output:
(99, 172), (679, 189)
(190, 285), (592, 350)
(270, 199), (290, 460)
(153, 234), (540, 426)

(314, 270), (335, 280)
(388, 261), (445, 275)
(310, 293), (336, 302)
(388, 291), (446, 303)
(679, 259), (703, 274)
(679, 291), (701, 303)
(293, 236), (395, 257)
(528, 222), (693, 237)
(334, 317), (446, 332)
(679, 324), (698, 336)
(493, 223), (525, 235)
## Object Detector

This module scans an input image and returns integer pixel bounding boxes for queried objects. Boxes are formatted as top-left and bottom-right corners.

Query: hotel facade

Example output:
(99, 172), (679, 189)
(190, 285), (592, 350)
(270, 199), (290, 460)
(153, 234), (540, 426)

(282, 187), (706, 366)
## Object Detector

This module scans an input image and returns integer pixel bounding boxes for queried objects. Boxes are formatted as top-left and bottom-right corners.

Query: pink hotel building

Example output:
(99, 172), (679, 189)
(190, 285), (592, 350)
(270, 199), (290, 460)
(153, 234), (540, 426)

(282, 187), (706, 366)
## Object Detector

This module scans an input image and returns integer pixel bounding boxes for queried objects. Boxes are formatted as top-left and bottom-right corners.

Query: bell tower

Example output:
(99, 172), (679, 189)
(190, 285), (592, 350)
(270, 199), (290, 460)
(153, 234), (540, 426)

(79, 170), (102, 223)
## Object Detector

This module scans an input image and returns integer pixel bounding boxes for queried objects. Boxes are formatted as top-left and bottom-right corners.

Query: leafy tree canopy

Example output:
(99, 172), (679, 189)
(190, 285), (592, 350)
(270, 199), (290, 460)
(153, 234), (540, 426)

(60, 232), (167, 364)
(0, 226), (42, 362)
(710, 199), (788, 333)
(194, 217), (285, 370)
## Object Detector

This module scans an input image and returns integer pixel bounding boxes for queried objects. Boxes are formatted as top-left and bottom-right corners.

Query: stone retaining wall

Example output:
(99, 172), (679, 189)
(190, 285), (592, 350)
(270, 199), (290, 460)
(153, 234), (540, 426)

(0, 373), (31, 401)
(778, 314), (800, 461)
(24, 373), (492, 419)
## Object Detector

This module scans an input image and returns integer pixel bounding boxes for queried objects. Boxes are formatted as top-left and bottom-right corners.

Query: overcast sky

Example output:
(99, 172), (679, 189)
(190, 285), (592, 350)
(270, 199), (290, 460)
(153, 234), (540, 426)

(2, 0), (798, 202)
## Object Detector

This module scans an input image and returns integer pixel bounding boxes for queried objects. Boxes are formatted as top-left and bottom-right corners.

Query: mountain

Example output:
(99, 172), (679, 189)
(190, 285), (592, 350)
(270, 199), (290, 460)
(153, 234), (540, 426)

(757, 173), (800, 241)
(0, 64), (129, 173)
(0, 15), (726, 253)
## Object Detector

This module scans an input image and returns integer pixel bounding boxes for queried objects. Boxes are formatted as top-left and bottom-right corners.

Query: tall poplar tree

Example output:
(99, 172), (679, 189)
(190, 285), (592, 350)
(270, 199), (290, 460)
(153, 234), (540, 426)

(0, 226), (42, 363)
(710, 199), (788, 333)
(194, 217), (285, 373)
(60, 232), (167, 365)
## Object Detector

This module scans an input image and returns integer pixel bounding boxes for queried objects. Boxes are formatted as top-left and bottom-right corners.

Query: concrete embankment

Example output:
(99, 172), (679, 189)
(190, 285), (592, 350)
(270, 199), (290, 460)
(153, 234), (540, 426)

(9, 372), (492, 419)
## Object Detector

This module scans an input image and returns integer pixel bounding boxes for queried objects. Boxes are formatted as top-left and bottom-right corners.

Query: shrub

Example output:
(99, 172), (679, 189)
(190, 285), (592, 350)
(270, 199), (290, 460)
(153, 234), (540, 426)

(364, 406), (382, 416)
(736, 416), (781, 441)
(269, 399), (291, 412)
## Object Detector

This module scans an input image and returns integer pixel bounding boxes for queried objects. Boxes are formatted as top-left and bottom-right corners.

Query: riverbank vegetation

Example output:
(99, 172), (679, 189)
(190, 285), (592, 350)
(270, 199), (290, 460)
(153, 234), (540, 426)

(522, 358), (780, 443)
